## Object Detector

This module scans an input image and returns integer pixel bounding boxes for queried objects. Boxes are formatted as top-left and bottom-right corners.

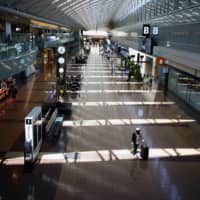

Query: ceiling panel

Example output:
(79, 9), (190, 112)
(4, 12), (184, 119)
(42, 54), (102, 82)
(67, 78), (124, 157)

(0, 0), (126, 29)
(1, 0), (199, 31)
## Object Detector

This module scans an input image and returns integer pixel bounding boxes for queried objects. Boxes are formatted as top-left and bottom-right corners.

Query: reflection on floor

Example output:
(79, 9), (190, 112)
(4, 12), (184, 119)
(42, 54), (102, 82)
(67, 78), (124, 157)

(0, 46), (200, 200)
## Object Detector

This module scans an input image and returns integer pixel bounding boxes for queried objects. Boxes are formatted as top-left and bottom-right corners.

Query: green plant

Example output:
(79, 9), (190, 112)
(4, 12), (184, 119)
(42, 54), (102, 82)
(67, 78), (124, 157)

(134, 64), (142, 81)
(128, 61), (135, 75)
(123, 57), (142, 81)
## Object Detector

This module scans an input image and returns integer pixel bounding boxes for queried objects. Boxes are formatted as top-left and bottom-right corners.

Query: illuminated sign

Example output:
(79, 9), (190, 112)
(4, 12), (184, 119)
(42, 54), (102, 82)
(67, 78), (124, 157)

(152, 26), (159, 35)
(143, 24), (150, 36)
(57, 46), (66, 54)
(59, 68), (64, 74)
(58, 57), (65, 64)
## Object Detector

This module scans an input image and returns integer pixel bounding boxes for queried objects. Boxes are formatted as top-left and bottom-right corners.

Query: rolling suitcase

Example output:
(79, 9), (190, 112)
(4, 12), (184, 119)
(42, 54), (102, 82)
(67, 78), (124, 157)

(140, 144), (149, 160)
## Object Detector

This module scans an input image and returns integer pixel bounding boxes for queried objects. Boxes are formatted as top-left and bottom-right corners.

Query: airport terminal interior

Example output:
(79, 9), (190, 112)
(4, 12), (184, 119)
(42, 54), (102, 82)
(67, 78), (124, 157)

(0, 0), (200, 199)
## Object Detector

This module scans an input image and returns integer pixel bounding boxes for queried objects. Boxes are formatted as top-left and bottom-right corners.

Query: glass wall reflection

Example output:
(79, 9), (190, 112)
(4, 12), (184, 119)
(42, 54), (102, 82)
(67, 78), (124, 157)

(169, 68), (200, 112)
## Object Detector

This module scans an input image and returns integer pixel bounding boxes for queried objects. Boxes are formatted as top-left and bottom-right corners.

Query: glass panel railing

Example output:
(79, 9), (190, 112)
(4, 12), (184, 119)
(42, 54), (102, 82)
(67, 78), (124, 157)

(0, 33), (37, 60)
(0, 32), (76, 58)
(42, 32), (74, 42)
(40, 33), (75, 48)
(0, 50), (37, 80)
(168, 68), (200, 112)
(190, 89), (200, 111)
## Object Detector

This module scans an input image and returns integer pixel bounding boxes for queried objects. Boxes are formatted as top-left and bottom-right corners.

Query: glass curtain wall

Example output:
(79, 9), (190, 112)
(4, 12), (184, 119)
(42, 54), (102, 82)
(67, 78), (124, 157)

(115, 0), (200, 24)
(168, 68), (200, 112)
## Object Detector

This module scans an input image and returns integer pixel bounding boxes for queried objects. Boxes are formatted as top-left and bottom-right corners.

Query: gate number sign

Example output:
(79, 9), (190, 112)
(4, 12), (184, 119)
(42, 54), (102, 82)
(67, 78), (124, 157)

(143, 24), (150, 36)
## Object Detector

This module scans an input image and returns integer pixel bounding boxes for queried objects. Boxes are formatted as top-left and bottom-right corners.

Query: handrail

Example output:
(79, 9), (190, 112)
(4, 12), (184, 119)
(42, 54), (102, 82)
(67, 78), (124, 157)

(0, 47), (38, 62)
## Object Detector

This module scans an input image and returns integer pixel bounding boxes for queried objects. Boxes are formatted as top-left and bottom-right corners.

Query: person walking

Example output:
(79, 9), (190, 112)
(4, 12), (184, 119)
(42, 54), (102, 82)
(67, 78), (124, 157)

(131, 128), (142, 155)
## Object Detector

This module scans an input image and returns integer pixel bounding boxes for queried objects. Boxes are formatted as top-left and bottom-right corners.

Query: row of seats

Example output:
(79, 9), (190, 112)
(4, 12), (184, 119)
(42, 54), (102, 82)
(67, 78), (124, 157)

(68, 74), (82, 92)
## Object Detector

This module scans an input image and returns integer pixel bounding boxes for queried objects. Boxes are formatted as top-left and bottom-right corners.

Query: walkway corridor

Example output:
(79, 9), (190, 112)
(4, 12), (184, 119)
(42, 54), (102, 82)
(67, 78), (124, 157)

(0, 46), (200, 200)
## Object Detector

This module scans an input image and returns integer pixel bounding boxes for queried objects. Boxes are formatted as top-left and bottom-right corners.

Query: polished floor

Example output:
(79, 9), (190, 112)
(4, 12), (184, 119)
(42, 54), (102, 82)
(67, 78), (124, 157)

(0, 46), (200, 200)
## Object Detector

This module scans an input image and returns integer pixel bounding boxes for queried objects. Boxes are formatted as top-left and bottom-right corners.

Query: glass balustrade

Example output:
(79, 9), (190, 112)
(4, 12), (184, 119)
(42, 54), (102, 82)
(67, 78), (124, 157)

(168, 68), (200, 112)
(41, 33), (75, 48)
(0, 33), (36, 60)
(0, 32), (76, 59)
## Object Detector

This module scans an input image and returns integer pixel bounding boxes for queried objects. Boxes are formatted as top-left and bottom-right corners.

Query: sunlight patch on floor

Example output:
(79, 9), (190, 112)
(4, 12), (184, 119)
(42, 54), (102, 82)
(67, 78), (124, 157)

(62, 118), (195, 127)
(72, 101), (175, 106)
(65, 89), (161, 94)
(2, 148), (200, 166)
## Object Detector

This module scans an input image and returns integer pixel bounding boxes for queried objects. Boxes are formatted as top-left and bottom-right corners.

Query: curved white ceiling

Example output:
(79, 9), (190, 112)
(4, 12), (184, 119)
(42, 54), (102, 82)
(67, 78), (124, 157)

(0, 0), (130, 29)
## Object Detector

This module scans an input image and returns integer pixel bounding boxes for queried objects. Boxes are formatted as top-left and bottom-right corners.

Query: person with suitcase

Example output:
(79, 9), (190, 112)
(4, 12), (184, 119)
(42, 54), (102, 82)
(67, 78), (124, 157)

(131, 128), (142, 155)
